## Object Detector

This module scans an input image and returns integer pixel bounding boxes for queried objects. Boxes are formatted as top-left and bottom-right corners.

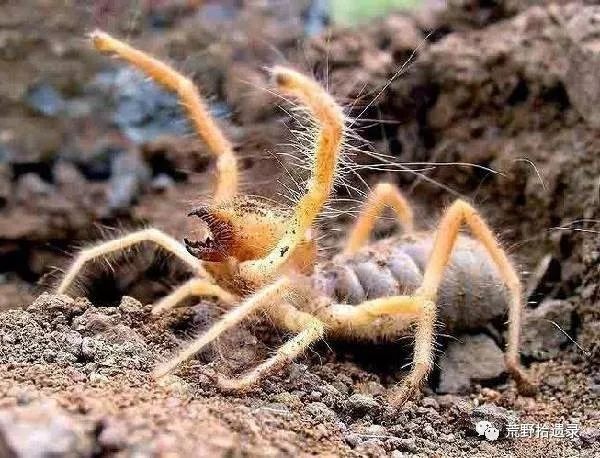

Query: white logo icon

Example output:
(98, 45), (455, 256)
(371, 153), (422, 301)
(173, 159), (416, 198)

(475, 420), (500, 441)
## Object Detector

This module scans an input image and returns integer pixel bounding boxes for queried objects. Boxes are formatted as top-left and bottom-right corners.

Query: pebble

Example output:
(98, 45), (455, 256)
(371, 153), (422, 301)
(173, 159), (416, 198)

(0, 402), (94, 457)
(151, 173), (175, 193)
(306, 402), (337, 423)
(107, 152), (151, 213)
(521, 299), (575, 360)
(25, 82), (65, 116)
(344, 433), (361, 448)
(308, 390), (322, 401)
(421, 396), (439, 410)
(361, 380), (386, 397)
(441, 432), (455, 443)
(423, 424), (437, 440)
(347, 394), (379, 417)
(579, 427), (600, 445)
(88, 372), (109, 384)
(270, 392), (301, 408)
(438, 334), (505, 394)
(354, 439), (386, 456)
(97, 419), (127, 451)
(81, 337), (98, 359)
(396, 437), (418, 452)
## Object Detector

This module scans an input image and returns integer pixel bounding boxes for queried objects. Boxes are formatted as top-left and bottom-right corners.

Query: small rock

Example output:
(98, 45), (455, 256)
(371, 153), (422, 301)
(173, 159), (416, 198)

(460, 403), (519, 439)
(565, 9), (600, 128)
(155, 375), (191, 396)
(308, 390), (322, 401)
(118, 296), (143, 314)
(25, 82), (65, 116)
(423, 424), (437, 440)
(53, 162), (87, 189)
(0, 401), (94, 457)
(441, 432), (455, 443)
(344, 433), (361, 448)
(521, 299), (575, 360)
(436, 394), (464, 409)
(16, 173), (53, 201)
(354, 439), (386, 457)
(72, 309), (113, 334)
(29, 294), (89, 320)
(544, 374), (565, 389)
(270, 392), (301, 408)
(360, 380), (386, 397)
(395, 437), (418, 453)
(331, 381), (349, 395)
(358, 424), (387, 437)
(306, 402), (337, 423)
(580, 427), (600, 445)
(107, 152), (151, 213)
(97, 419), (127, 451)
(151, 173), (175, 193)
(81, 337), (99, 359)
(89, 372), (109, 384)
(347, 394), (379, 417)
(421, 396), (439, 410)
(438, 334), (505, 394)
(62, 331), (84, 357)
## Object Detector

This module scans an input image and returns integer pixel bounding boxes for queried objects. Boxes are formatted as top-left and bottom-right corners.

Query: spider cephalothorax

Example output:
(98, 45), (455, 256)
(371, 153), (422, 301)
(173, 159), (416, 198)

(56, 30), (537, 407)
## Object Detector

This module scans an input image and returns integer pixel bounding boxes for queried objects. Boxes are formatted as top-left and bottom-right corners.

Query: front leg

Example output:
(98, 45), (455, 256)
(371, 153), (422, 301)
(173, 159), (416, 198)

(57, 228), (208, 295)
(239, 67), (345, 285)
(151, 278), (237, 315)
(216, 302), (326, 391)
(153, 277), (293, 379)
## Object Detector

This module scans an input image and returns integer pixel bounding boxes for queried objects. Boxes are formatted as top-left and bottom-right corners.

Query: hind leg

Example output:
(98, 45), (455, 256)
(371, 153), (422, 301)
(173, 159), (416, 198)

(417, 199), (536, 395)
(344, 182), (415, 255)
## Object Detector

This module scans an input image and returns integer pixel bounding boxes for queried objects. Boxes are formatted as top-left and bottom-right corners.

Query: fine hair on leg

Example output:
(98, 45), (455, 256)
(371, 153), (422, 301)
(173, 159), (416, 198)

(57, 228), (207, 295)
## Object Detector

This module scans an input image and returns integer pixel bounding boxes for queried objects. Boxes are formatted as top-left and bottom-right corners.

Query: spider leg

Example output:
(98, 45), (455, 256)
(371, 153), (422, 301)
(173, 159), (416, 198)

(416, 199), (536, 399)
(57, 228), (207, 295)
(90, 30), (237, 202)
(152, 278), (237, 315)
(344, 182), (415, 255)
(323, 296), (435, 407)
(216, 302), (326, 391)
(239, 67), (345, 285)
(153, 277), (293, 379)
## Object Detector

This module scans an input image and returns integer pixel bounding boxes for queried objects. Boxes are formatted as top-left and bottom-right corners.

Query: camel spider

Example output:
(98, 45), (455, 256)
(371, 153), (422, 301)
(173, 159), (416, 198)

(57, 30), (536, 406)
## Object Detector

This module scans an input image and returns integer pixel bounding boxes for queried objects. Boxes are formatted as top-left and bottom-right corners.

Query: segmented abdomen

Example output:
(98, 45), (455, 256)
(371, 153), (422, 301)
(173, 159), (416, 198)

(312, 233), (511, 332)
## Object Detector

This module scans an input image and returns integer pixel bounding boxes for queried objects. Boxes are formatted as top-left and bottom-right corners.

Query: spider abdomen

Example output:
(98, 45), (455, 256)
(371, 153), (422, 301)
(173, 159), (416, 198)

(312, 233), (511, 333)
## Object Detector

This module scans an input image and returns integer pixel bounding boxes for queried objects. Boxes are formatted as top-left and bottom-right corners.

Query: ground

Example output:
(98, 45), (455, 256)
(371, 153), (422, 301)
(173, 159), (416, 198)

(0, 1), (598, 457)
